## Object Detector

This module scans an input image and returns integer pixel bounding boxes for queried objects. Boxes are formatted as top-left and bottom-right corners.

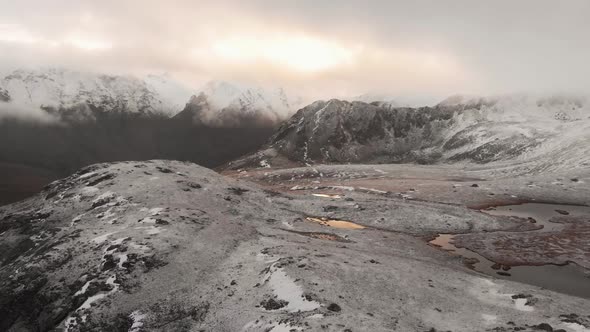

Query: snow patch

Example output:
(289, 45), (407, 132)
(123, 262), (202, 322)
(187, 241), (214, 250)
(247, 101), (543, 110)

(128, 311), (147, 332)
(263, 262), (320, 312)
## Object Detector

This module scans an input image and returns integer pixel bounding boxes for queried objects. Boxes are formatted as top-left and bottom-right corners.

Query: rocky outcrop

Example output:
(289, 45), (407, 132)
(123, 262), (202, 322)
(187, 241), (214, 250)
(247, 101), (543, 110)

(270, 99), (455, 164)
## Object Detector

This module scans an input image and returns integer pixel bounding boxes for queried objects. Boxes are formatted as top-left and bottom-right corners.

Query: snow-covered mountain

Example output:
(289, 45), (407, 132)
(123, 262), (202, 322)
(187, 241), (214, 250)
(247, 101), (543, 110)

(229, 94), (590, 173)
(175, 81), (303, 127)
(0, 68), (193, 116)
(0, 69), (303, 125)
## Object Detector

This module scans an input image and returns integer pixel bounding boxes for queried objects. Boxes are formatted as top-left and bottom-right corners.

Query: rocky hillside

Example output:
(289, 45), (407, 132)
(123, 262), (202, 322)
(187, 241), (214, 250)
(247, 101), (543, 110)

(1, 160), (588, 331)
(229, 95), (590, 172)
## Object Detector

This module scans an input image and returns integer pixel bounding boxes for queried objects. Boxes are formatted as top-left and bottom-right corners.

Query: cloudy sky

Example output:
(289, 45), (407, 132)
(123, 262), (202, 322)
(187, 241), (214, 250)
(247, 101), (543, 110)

(1, 0), (589, 101)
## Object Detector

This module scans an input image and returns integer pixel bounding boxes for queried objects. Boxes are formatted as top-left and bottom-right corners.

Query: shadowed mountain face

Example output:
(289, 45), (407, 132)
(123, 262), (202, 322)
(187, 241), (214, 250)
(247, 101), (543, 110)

(228, 96), (590, 172)
(271, 100), (456, 164)
(0, 107), (275, 206)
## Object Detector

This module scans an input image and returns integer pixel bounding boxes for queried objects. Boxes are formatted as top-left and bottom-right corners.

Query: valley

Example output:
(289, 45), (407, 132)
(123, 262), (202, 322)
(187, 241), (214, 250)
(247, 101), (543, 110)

(1, 70), (589, 332)
(0, 154), (588, 331)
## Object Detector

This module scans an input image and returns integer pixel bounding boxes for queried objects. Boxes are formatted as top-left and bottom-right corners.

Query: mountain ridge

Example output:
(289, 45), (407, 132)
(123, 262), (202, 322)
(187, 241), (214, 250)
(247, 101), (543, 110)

(226, 95), (590, 173)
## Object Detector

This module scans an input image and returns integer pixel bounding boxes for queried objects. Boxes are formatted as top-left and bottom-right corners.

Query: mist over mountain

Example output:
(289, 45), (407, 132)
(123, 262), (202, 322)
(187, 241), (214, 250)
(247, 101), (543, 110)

(174, 81), (302, 128)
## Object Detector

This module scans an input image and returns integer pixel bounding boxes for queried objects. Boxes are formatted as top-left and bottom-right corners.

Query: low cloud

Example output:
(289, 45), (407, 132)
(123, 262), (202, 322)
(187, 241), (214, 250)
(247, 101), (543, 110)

(0, 102), (60, 124)
(1, 0), (589, 99)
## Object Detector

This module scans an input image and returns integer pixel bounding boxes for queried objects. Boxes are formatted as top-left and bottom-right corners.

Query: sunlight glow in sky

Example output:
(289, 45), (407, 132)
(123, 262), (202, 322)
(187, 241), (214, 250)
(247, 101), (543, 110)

(208, 34), (361, 73)
(1, 0), (589, 100)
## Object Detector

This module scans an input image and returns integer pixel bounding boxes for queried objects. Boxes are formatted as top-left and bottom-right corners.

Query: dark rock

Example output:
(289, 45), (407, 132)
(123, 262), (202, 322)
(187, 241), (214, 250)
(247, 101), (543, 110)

(533, 323), (553, 331)
(187, 182), (202, 189)
(323, 206), (339, 212)
(87, 173), (115, 186)
(101, 255), (117, 271)
(555, 209), (570, 215)
(260, 298), (288, 310)
(227, 187), (249, 195)
(327, 303), (341, 312)
(156, 167), (173, 174)
(471, 184), (479, 187)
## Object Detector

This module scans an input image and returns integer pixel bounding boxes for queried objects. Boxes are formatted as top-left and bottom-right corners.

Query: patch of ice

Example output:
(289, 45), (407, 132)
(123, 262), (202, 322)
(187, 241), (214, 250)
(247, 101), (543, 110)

(312, 193), (342, 199)
(116, 253), (128, 269)
(74, 280), (93, 296)
(513, 298), (534, 312)
(471, 278), (535, 313)
(263, 262), (320, 312)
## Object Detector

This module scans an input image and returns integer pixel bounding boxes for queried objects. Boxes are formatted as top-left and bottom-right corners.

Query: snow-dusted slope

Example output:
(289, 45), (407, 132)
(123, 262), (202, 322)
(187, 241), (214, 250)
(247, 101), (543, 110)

(438, 94), (590, 171)
(0, 68), (193, 115)
(0, 69), (302, 122)
(231, 95), (590, 173)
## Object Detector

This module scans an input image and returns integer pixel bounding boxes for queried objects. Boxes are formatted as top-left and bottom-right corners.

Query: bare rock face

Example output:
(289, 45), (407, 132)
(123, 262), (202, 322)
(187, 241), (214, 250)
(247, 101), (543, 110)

(270, 99), (455, 164)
